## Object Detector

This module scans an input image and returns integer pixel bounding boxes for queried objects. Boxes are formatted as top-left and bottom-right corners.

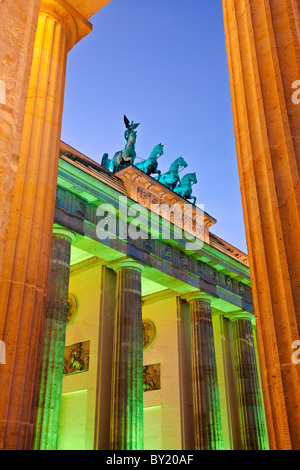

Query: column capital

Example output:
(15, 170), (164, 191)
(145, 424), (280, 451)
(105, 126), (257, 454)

(52, 226), (76, 243)
(226, 310), (255, 325)
(112, 259), (144, 274)
(39, 0), (93, 51)
(186, 291), (214, 304)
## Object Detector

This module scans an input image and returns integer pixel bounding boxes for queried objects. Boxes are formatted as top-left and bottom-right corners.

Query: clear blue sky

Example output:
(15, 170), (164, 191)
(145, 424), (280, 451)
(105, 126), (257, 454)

(61, 0), (248, 254)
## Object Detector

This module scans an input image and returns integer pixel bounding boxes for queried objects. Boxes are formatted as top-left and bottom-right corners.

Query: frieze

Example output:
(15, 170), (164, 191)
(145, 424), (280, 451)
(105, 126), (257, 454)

(56, 186), (97, 224)
(225, 275), (233, 289)
(137, 187), (159, 207)
(238, 281), (246, 296)
(142, 238), (156, 254)
(210, 268), (218, 284)
(196, 261), (204, 276)
(56, 187), (66, 209)
(76, 201), (87, 219)
(65, 192), (77, 215)
(179, 252), (189, 270)
(56, 192), (63, 207)
(161, 245), (172, 262)
(136, 186), (202, 241)
(55, 187), (252, 304)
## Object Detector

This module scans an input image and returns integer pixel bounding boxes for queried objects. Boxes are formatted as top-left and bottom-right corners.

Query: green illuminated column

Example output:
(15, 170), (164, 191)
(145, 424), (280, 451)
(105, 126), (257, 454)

(188, 293), (223, 450)
(110, 260), (144, 450)
(228, 312), (269, 450)
(33, 227), (75, 450)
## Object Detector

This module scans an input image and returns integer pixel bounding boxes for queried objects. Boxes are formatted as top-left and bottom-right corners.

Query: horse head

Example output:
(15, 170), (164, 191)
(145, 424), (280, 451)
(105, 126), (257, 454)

(171, 156), (188, 172)
(155, 143), (164, 155)
(188, 172), (197, 185)
(148, 143), (164, 160)
(101, 153), (113, 171)
(179, 172), (197, 188)
(101, 153), (109, 164)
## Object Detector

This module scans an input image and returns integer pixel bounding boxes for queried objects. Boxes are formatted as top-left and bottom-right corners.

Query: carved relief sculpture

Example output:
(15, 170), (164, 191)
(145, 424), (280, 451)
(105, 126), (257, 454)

(63, 340), (90, 375)
(142, 319), (156, 350)
(143, 364), (161, 392)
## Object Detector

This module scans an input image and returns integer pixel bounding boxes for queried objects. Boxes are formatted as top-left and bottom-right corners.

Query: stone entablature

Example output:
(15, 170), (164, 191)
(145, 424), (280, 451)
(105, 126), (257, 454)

(60, 142), (127, 196)
(115, 165), (216, 245)
(55, 151), (253, 313)
(60, 143), (249, 268)
(209, 233), (249, 267)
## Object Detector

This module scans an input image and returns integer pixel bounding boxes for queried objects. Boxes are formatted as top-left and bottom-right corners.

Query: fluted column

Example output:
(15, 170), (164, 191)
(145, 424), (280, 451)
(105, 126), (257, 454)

(222, 0), (300, 449)
(110, 260), (144, 450)
(228, 312), (269, 450)
(33, 227), (75, 450)
(188, 293), (223, 450)
(0, 0), (40, 270)
(0, 1), (91, 450)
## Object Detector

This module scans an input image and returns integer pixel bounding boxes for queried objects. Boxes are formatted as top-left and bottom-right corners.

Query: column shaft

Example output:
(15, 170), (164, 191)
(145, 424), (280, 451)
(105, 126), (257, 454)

(95, 266), (116, 450)
(190, 297), (223, 450)
(231, 317), (269, 450)
(0, 0), (40, 270)
(222, 0), (300, 449)
(110, 263), (144, 450)
(33, 229), (73, 450)
(0, 3), (73, 450)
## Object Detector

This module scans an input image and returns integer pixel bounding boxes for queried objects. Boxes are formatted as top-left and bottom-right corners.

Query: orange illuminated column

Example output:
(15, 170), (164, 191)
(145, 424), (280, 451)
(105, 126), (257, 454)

(0, 0), (92, 450)
(110, 260), (144, 450)
(222, 0), (300, 449)
(188, 293), (223, 450)
(0, 0), (41, 273)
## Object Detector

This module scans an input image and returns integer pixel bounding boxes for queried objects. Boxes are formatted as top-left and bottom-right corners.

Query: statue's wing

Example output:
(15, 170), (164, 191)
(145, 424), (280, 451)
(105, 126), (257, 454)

(132, 122), (140, 130)
(124, 115), (130, 129)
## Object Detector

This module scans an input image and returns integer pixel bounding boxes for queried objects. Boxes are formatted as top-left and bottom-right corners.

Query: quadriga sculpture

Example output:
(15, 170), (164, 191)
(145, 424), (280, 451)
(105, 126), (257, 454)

(112, 129), (137, 172)
(156, 156), (188, 190)
(101, 129), (137, 173)
(101, 115), (139, 173)
(101, 153), (114, 172)
(174, 172), (197, 205)
(124, 114), (140, 142)
(135, 143), (164, 177)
